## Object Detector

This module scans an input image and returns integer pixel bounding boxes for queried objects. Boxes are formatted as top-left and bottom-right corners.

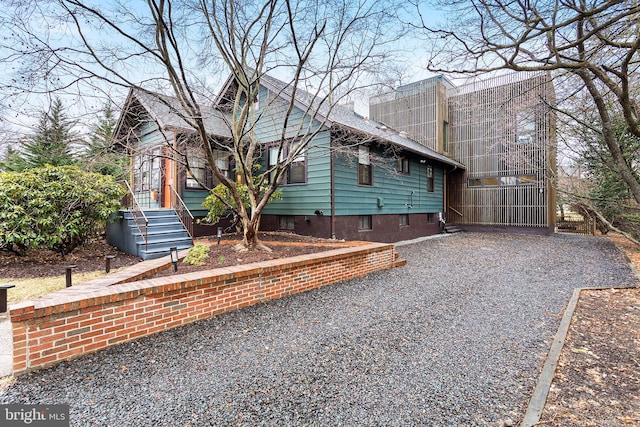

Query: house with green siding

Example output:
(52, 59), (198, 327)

(108, 73), (464, 257)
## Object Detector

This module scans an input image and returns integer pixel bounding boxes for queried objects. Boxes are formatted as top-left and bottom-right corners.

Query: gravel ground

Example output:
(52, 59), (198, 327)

(1, 232), (636, 426)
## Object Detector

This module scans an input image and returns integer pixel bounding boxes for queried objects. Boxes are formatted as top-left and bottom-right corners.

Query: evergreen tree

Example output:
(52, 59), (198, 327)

(0, 146), (29, 172)
(81, 102), (128, 180)
(4, 98), (78, 171)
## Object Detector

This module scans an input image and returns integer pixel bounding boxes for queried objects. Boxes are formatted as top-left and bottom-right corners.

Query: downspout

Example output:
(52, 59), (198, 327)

(330, 138), (336, 239)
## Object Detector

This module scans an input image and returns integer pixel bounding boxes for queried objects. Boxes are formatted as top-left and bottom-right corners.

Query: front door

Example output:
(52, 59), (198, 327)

(133, 148), (162, 208)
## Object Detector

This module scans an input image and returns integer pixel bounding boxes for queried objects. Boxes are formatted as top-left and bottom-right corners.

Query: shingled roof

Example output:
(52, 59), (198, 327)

(118, 76), (464, 169)
(257, 73), (465, 169)
(116, 88), (230, 138)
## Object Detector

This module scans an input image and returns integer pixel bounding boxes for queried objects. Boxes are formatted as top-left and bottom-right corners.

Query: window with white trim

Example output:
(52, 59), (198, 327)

(358, 145), (372, 186)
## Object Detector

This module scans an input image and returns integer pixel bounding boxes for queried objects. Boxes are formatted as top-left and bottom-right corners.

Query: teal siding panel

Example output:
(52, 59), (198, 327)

(262, 131), (332, 215)
(255, 88), (321, 142)
(137, 121), (171, 149)
(334, 149), (444, 216)
(183, 190), (209, 214)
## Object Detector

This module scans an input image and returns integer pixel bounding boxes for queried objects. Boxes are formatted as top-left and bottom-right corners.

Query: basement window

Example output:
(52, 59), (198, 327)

(278, 216), (295, 230)
(358, 215), (372, 231)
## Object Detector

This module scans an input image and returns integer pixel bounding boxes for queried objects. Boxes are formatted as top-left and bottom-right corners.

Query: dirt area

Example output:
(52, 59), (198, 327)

(0, 239), (141, 279)
(151, 233), (349, 279)
(538, 233), (640, 426)
(0, 232), (347, 280)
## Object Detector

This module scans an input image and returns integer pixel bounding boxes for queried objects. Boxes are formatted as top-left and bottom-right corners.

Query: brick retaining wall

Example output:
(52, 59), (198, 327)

(9, 243), (403, 375)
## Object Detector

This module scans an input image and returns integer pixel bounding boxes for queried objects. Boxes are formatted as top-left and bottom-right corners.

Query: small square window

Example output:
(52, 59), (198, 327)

(358, 215), (372, 231)
(399, 214), (409, 227)
(427, 213), (436, 223)
(397, 157), (410, 175)
(278, 216), (295, 230)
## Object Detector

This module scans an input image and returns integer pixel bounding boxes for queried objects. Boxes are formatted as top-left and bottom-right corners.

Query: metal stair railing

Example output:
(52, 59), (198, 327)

(169, 184), (194, 239)
(121, 180), (149, 250)
(449, 207), (463, 218)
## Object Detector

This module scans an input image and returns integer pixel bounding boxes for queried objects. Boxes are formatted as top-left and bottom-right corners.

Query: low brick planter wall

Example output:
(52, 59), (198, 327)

(9, 243), (403, 375)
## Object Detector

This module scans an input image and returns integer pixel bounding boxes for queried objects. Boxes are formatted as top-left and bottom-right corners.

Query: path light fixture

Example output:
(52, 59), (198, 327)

(0, 283), (15, 313)
(105, 255), (116, 274)
(170, 247), (179, 272)
(65, 265), (77, 288)
(217, 227), (223, 245)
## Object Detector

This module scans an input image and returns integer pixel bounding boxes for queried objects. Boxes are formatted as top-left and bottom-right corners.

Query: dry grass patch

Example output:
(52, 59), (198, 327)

(4, 270), (116, 306)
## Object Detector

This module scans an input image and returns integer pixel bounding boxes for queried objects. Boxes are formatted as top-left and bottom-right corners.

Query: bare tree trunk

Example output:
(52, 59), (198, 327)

(579, 70), (640, 206)
(590, 207), (640, 247)
(236, 213), (270, 252)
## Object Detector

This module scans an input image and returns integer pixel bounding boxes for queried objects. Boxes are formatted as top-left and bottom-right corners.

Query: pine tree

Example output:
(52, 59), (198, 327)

(0, 146), (29, 172)
(8, 98), (78, 171)
(81, 102), (128, 180)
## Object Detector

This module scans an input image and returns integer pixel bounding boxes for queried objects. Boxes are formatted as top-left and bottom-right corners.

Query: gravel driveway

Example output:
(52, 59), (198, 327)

(1, 233), (636, 426)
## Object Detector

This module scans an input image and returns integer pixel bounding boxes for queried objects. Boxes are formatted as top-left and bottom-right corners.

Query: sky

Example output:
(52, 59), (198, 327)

(0, 0), (445, 141)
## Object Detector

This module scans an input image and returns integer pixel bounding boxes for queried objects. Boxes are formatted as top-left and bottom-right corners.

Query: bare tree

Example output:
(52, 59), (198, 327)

(409, 0), (640, 205)
(1, 0), (407, 250)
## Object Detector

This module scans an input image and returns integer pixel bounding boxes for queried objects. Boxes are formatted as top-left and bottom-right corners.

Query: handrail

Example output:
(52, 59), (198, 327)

(169, 184), (194, 239)
(120, 180), (149, 250)
(449, 207), (463, 217)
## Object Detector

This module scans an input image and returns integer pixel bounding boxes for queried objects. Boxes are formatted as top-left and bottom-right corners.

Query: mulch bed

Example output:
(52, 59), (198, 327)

(0, 239), (141, 279)
(538, 234), (640, 426)
(0, 232), (347, 280)
(149, 234), (348, 279)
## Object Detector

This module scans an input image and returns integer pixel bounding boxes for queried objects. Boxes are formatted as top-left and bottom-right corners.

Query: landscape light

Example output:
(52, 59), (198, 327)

(65, 265), (77, 287)
(170, 247), (179, 272)
(105, 255), (116, 274)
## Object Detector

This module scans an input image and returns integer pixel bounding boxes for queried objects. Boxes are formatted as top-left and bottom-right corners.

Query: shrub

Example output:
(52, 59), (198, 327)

(0, 165), (125, 255)
(183, 243), (210, 266)
(202, 181), (281, 232)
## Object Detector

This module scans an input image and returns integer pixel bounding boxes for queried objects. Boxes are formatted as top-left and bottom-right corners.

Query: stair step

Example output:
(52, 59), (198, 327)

(112, 208), (194, 260)
(125, 217), (183, 226)
(139, 244), (193, 260)
(139, 235), (192, 247)
(444, 226), (462, 233)
(129, 222), (184, 234)
(132, 228), (190, 238)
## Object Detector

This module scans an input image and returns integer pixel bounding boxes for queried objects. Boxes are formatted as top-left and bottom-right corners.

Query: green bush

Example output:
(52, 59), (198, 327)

(202, 181), (281, 229)
(183, 243), (210, 266)
(0, 165), (125, 255)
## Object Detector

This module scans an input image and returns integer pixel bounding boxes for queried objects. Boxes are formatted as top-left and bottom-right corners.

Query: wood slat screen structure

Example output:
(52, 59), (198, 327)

(370, 72), (557, 232)
(448, 73), (556, 229)
(370, 76), (452, 153)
